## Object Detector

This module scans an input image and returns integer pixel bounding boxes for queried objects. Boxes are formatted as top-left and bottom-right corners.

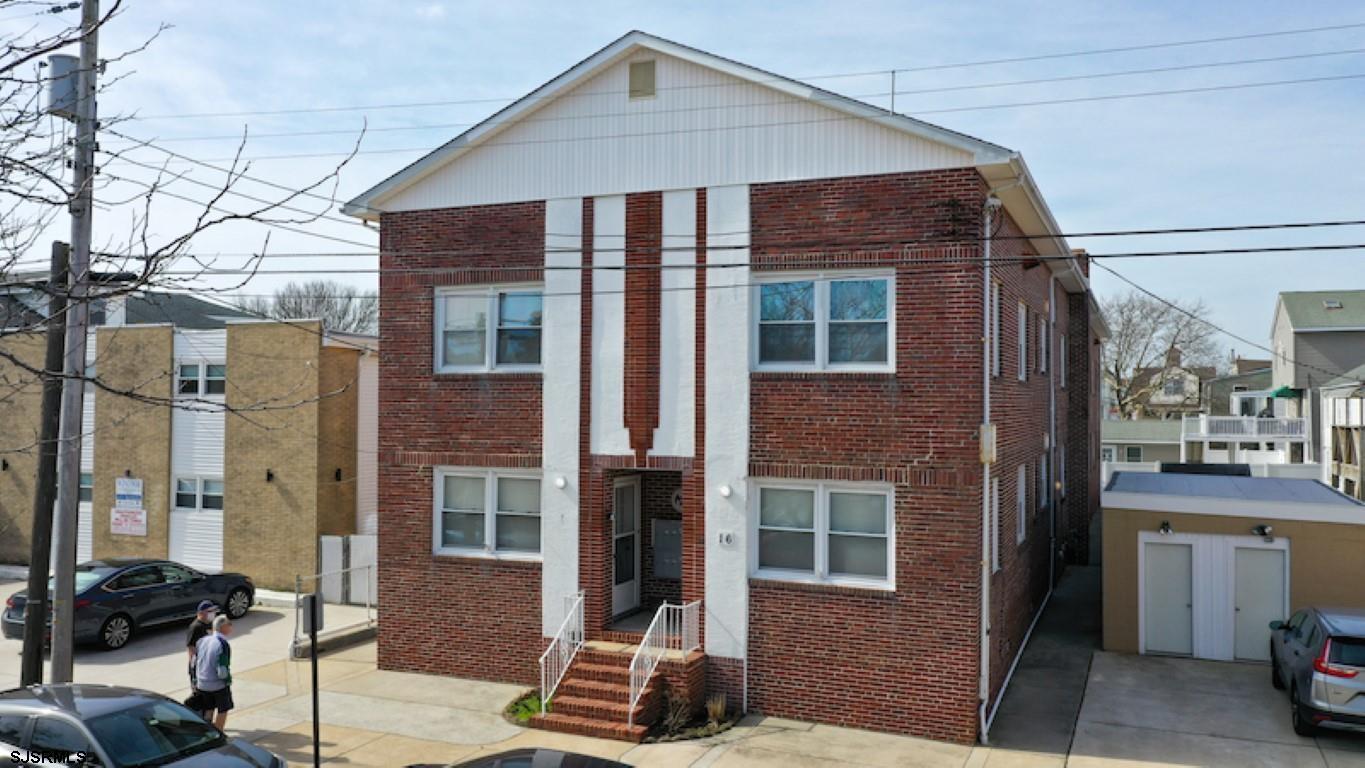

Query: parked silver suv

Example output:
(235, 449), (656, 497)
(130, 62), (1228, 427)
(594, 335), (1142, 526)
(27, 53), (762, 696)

(1270, 606), (1365, 736)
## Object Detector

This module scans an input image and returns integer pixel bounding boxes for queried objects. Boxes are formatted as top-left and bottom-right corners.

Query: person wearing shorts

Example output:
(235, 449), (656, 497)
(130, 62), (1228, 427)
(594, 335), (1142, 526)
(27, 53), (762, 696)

(193, 615), (235, 729)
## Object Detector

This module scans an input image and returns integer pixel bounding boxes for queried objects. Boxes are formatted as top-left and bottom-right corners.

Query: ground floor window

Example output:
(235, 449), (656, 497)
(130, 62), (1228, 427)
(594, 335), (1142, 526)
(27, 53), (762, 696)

(751, 480), (893, 588)
(434, 468), (541, 558)
(174, 477), (223, 510)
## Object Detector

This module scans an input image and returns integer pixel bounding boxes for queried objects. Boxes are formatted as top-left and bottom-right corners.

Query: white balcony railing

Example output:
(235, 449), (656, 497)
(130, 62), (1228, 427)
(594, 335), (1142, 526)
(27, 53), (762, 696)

(539, 591), (585, 714)
(627, 600), (701, 727)
(1181, 415), (1307, 440)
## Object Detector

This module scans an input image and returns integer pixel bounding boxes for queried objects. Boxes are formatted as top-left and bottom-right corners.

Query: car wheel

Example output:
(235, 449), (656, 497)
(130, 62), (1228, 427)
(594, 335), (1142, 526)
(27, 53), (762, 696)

(1270, 644), (1285, 690)
(1290, 685), (1316, 737)
(99, 614), (133, 650)
(225, 587), (251, 619)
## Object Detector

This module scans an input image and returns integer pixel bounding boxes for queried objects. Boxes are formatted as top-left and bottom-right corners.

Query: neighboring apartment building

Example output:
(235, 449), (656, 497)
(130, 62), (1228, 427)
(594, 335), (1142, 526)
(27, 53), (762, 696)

(1128, 347), (1215, 419)
(1322, 363), (1364, 500)
(344, 31), (1106, 744)
(0, 289), (378, 590)
(1271, 290), (1365, 464)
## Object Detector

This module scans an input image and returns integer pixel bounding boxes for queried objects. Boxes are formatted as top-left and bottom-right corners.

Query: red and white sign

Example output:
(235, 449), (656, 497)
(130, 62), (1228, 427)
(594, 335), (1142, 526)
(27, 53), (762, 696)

(110, 507), (147, 537)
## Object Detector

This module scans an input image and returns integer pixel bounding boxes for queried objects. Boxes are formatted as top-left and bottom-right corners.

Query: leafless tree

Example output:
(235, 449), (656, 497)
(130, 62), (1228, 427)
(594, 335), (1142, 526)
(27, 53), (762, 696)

(236, 280), (377, 334)
(1102, 289), (1223, 419)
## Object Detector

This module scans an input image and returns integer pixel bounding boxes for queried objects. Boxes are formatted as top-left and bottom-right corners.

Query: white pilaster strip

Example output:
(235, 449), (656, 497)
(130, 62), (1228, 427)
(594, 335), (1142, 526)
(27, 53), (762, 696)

(590, 195), (630, 456)
(652, 189), (697, 458)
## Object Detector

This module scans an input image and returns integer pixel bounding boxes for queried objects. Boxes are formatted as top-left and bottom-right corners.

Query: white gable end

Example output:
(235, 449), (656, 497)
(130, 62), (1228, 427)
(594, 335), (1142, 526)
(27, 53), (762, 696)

(379, 48), (978, 212)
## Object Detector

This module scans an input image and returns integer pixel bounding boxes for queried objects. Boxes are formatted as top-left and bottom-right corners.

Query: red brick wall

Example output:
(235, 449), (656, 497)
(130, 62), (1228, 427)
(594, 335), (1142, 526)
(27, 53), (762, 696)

(624, 192), (663, 463)
(744, 169), (989, 743)
(640, 471), (683, 609)
(376, 202), (547, 684)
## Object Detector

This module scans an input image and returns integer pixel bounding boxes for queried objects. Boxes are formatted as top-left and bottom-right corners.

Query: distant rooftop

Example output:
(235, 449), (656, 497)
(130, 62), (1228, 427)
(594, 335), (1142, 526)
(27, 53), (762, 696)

(1108, 472), (1360, 507)
(1101, 419), (1182, 444)
(123, 293), (252, 329)
(1279, 290), (1365, 330)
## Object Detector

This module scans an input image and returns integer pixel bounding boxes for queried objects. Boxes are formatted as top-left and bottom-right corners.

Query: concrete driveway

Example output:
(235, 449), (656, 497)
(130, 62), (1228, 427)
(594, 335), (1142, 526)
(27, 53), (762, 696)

(1069, 652), (1365, 767)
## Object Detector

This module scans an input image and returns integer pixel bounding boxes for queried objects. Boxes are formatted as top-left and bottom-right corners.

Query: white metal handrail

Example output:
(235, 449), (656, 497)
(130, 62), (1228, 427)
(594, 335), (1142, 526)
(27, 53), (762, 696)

(539, 591), (585, 714)
(627, 600), (701, 727)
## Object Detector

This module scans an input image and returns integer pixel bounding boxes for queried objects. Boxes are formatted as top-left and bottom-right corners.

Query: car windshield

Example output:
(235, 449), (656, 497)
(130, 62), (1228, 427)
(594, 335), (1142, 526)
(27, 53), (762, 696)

(1332, 637), (1365, 667)
(46, 567), (111, 594)
(85, 699), (224, 768)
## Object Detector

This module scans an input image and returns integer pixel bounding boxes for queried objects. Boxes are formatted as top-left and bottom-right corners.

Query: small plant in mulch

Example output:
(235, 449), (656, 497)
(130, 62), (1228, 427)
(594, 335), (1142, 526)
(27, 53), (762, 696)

(644, 687), (739, 743)
(504, 689), (547, 724)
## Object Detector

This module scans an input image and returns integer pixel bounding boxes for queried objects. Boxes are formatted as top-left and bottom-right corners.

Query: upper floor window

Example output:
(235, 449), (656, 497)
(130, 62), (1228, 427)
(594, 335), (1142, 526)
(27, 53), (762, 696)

(753, 273), (893, 371)
(177, 363), (226, 396)
(991, 282), (1001, 378)
(1163, 377), (1184, 397)
(752, 481), (893, 588)
(434, 468), (541, 557)
(175, 477), (223, 510)
(78, 472), (93, 503)
(1060, 333), (1068, 386)
(1017, 302), (1028, 381)
(435, 287), (543, 372)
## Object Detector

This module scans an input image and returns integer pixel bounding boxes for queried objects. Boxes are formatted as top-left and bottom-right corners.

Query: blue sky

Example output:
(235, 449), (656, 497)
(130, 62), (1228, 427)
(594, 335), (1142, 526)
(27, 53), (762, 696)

(9, 0), (1364, 354)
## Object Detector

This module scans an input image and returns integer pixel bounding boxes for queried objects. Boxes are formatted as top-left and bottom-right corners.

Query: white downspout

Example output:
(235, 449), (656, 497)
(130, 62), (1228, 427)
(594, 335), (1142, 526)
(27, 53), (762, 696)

(1048, 275), (1058, 588)
(979, 195), (1002, 744)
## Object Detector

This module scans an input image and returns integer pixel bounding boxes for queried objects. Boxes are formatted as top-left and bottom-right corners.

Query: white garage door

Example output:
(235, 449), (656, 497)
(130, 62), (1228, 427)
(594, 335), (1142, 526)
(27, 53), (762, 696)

(1140, 532), (1288, 662)
(169, 509), (223, 573)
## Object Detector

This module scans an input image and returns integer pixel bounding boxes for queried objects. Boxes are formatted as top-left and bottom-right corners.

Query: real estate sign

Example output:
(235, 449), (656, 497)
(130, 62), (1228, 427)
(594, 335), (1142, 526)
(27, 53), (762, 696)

(114, 477), (143, 508)
(111, 477), (146, 536)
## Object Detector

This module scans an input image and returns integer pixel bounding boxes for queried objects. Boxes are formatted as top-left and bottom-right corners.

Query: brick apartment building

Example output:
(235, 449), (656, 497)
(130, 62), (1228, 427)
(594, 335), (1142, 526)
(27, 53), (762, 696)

(345, 31), (1106, 743)
(0, 290), (378, 590)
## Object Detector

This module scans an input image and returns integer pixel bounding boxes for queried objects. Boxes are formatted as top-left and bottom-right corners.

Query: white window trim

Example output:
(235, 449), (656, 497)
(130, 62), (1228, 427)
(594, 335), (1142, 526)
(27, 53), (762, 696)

(1039, 453), (1050, 512)
(1101, 446), (1116, 463)
(173, 477), (224, 511)
(991, 281), (1001, 378)
(1016, 464), (1027, 544)
(175, 361), (226, 398)
(432, 467), (543, 561)
(990, 477), (1001, 573)
(749, 479), (895, 590)
(1017, 302), (1027, 381)
(1060, 333), (1068, 387)
(1125, 445), (1144, 463)
(750, 270), (896, 373)
(1038, 314), (1048, 374)
(433, 284), (544, 374)
(1059, 444), (1067, 499)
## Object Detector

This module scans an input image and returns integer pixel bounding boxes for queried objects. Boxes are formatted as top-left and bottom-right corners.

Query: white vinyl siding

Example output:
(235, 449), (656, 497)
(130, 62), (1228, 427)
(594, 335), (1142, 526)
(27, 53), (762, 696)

(752, 272), (894, 372)
(433, 468), (542, 558)
(170, 477), (224, 573)
(435, 286), (544, 372)
(1017, 302), (1027, 381)
(751, 481), (894, 589)
(1016, 464), (1027, 544)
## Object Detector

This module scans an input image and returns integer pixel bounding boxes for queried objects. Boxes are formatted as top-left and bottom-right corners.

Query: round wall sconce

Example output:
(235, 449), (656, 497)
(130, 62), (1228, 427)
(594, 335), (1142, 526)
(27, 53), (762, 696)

(718, 484), (732, 498)
(554, 476), (567, 489)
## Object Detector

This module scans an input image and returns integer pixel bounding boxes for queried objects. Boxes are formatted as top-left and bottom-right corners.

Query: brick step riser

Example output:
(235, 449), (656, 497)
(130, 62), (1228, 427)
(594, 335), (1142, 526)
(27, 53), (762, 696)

(553, 699), (639, 723)
(576, 650), (635, 668)
(568, 664), (633, 684)
(557, 680), (632, 700)
(529, 713), (648, 743)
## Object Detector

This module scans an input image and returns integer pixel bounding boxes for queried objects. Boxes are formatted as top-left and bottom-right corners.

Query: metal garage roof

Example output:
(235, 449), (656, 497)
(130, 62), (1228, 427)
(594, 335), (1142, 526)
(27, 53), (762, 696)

(1108, 472), (1361, 507)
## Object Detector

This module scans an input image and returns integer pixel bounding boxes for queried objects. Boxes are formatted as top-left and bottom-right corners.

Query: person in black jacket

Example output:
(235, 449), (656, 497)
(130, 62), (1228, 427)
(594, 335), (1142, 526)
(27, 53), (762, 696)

(185, 600), (217, 717)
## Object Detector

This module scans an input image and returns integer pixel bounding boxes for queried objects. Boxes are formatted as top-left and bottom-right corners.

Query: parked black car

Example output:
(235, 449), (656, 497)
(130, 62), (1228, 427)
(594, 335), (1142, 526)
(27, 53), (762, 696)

(1, 558), (254, 651)
(0, 684), (283, 766)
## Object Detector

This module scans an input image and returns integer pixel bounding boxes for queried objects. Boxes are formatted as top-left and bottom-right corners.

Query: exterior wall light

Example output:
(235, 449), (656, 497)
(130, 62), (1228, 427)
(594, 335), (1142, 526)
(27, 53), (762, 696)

(266, 469), (275, 482)
(554, 476), (567, 489)
(1252, 524), (1274, 541)
(718, 484), (732, 498)
(1158, 521), (1173, 536)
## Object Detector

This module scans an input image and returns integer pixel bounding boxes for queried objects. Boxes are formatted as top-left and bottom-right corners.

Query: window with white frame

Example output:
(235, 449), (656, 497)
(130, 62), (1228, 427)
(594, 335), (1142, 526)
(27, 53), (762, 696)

(1038, 453), (1049, 511)
(435, 287), (543, 372)
(1059, 444), (1067, 498)
(174, 478), (223, 510)
(1038, 314), (1047, 373)
(177, 363), (226, 396)
(1017, 302), (1027, 381)
(1162, 376), (1184, 396)
(753, 482), (892, 586)
(1125, 445), (1143, 462)
(1101, 446), (1116, 463)
(1060, 333), (1067, 386)
(1016, 464), (1027, 544)
(434, 469), (541, 556)
(990, 477), (1001, 573)
(78, 472), (93, 503)
(991, 282), (1001, 378)
(753, 273), (893, 370)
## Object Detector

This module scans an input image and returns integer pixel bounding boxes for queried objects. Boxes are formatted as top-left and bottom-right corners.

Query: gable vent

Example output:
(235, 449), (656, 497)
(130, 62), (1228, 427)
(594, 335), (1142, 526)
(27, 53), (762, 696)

(1324, 299), (1343, 310)
(629, 60), (656, 99)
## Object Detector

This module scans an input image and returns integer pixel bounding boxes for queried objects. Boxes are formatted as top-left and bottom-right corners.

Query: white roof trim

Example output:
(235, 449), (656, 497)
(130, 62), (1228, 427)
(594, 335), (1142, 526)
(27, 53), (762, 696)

(1103, 491), (1365, 526)
(341, 30), (1016, 219)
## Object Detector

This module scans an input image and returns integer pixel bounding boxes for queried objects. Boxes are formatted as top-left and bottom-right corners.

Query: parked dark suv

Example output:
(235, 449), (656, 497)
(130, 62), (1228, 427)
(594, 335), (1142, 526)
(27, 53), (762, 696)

(1270, 606), (1365, 735)
(1, 558), (254, 650)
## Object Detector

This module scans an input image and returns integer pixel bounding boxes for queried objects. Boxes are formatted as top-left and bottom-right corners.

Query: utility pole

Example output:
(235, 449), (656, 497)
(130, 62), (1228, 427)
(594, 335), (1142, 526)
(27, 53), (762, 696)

(20, 242), (69, 687)
(50, 0), (99, 683)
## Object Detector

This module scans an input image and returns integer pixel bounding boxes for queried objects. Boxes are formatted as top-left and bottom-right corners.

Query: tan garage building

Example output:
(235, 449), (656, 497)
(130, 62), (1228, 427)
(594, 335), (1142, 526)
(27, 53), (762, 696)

(1102, 472), (1365, 663)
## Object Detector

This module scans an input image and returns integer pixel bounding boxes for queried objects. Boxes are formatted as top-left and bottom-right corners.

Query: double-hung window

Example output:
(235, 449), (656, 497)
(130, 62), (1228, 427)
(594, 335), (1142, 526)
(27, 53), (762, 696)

(175, 478), (223, 510)
(78, 472), (93, 503)
(434, 469), (541, 557)
(1016, 464), (1027, 544)
(990, 477), (1001, 573)
(1060, 333), (1067, 386)
(753, 481), (893, 588)
(177, 363), (226, 396)
(1038, 315), (1048, 374)
(1125, 445), (1143, 462)
(1017, 302), (1028, 381)
(753, 272), (893, 371)
(1038, 453), (1049, 511)
(991, 282), (1001, 377)
(435, 286), (543, 372)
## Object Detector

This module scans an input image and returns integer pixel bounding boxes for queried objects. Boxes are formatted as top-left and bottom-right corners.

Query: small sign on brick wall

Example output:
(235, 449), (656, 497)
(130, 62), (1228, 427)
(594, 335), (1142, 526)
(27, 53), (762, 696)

(111, 507), (146, 536)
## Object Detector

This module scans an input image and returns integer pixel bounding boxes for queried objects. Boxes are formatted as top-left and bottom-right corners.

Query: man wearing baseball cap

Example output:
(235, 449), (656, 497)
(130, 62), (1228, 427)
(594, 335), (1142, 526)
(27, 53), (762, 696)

(185, 600), (218, 717)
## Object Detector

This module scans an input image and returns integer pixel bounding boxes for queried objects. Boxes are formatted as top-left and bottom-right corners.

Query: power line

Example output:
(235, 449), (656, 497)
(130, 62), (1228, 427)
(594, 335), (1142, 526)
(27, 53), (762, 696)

(105, 71), (1365, 165)
(99, 45), (1365, 147)
(119, 21), (1365, 122)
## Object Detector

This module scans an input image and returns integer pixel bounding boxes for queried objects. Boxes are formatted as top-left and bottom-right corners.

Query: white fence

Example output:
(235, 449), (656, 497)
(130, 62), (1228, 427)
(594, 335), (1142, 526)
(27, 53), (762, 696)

(1181, 415), (1307, 440)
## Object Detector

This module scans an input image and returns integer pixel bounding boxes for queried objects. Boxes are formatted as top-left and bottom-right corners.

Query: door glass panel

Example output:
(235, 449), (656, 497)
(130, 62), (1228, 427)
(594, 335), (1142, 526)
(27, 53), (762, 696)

(1235, 548), (1285, 661)
(614, 484), (636, 536)
(1144, 542), (1193, 655)
(614, 536), (635, 585)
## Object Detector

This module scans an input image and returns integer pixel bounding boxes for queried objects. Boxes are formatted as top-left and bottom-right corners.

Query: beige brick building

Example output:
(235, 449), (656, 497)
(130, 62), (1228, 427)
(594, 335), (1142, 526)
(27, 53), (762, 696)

(0, 292), (378, 590)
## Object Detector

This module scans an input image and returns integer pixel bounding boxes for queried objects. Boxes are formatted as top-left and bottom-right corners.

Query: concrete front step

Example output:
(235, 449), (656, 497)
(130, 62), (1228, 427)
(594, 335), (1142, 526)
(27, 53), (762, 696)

(530, 712), (649, 743)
